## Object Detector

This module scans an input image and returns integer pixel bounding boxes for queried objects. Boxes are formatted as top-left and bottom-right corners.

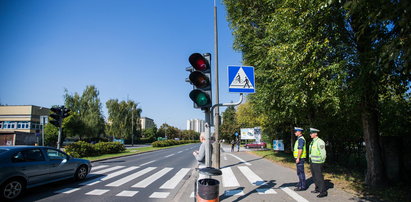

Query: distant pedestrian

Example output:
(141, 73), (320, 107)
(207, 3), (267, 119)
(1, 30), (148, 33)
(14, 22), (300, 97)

(231, 140), (235, 152)
(293, 127), (307, 191)
(309, 128), (327, 198)
(236, 138), (240, 152)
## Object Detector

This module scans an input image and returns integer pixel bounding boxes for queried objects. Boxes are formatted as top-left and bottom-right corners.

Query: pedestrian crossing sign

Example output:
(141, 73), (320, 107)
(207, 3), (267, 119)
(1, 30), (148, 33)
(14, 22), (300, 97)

(228, 66), (255, 93)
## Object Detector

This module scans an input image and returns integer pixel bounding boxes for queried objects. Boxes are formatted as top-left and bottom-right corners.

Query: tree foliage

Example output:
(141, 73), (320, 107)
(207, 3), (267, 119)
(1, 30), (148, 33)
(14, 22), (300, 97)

(106, 99), (141, 140)
(64, 85), (105, 139)
(224, 0), (411, 187)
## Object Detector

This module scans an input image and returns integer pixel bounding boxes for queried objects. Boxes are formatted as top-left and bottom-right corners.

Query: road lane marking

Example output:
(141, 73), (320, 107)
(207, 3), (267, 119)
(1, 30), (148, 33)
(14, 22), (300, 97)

(165, 154), (175, 158)
(160, 168), (190, 189)
(54, 188), (80, 194)
(92, 166), (125, 174)
(227, 154), (252, 166)
(85, 189), (109, 196)
(221, 167), (240, 187)
(106, 167), (156, 187)
(281, 187), (309, 202)
(91, 165), (109, 171)
(238, 166), (266, 186)
(140, 160), (156, 167)
(116, 190), (139, 197)
(224, 189), (245, 196)
(132, 167), (173, 188)
(257, 188), (277, 194)
(149, 192), (170, 198)
(80, 166), (141, 186)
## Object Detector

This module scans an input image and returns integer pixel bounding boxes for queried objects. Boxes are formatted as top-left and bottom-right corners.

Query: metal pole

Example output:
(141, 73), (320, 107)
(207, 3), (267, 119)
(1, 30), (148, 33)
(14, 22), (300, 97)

(131, 109), (134, 146)
(205, 109), (212, 167)
(213, 0), (221, 169)
(57, 117), (62, 149)
(42, 116), (45, 146)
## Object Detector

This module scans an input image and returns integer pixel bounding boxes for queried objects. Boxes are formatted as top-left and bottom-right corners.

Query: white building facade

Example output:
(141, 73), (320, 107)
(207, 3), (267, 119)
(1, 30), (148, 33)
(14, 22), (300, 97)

(186, 119), (205, 133)
(140, 117), (155, 130)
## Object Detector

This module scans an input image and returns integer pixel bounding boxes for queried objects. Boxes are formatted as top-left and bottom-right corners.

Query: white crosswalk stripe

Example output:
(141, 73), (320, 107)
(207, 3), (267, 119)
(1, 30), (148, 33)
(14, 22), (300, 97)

(86, 189), (109, 196)
(160, 168), (191, 189)
(238, 166), (266, 186)
(91, 165), (109, 171)
(132, 167), (173, 188)
(106, 167), (156, 187)
(116, 190), (139, 197)
(92, 166), (125, 175)
(221, 167), (240, 187)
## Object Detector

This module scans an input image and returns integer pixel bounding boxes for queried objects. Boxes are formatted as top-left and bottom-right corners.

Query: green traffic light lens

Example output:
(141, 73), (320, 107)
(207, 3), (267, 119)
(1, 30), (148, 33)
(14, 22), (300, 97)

(196, 93), (208, 106)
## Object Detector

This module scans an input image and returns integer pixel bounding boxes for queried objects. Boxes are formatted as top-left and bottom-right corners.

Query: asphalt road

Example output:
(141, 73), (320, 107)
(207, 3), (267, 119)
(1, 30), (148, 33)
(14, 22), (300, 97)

(18, 144), (199, 202)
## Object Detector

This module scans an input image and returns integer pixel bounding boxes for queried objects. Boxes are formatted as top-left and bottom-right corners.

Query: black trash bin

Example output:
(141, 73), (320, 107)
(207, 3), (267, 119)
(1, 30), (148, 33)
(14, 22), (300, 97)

(197, 178), (219, 202)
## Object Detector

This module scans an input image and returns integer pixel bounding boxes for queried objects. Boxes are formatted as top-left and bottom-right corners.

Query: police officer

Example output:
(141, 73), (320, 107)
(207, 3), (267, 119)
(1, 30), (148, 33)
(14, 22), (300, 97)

(293, 127), (307, 191)
(309, 128), (327, 198)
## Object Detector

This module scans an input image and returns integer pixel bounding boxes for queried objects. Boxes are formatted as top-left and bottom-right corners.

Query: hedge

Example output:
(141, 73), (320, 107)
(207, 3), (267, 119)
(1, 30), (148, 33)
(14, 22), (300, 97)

(65, 141), (125, 158)
(151, 140), (199, 147)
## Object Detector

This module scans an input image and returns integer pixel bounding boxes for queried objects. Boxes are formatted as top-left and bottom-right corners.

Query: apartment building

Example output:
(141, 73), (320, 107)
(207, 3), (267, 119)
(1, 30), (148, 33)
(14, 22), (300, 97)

(0, 105), (50, 146)
(186, 119), (205, 133)
(140, 117), (155, 130)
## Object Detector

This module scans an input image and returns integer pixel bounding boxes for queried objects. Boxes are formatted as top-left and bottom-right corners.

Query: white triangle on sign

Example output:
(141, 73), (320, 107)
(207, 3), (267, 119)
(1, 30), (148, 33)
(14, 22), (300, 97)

(229, 67), (254, 89)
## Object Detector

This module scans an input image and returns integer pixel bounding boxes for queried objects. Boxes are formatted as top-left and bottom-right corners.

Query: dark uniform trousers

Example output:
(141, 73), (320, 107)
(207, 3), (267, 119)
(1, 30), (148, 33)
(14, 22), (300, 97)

(310, 163), (326, 194)
(296, 158), (306, 189)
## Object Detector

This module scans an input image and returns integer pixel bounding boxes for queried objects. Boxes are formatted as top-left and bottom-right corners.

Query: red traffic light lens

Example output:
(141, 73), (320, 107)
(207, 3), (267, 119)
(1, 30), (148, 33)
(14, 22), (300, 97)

(189, 53), (209, 71)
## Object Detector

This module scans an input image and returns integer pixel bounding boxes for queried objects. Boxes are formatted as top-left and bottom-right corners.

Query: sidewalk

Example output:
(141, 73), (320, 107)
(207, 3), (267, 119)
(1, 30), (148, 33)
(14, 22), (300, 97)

(177, 144), (360, 202)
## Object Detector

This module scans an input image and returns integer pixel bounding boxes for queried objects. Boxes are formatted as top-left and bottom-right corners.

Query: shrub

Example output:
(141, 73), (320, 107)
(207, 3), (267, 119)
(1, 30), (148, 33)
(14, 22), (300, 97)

(94, 142), (126, 154)
(65, 141), (99, 157)
(152, 139), (199, 147)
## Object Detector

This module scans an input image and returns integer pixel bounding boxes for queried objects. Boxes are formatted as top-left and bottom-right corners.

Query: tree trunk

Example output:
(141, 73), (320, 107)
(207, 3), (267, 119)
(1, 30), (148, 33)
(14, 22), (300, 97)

(361, 98), (385, 186)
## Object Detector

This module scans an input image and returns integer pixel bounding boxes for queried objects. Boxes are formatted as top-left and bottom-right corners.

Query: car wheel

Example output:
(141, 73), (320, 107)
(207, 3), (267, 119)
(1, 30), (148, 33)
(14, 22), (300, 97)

(75, 165), (88, 180)
(246, 146), (249, 149)
(1, 178), (25, 200)
(261, 145), (264, 149)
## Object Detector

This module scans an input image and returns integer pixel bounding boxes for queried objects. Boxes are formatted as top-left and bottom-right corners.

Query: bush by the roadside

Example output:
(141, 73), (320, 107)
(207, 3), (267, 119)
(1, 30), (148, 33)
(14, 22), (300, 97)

(94, 142), (125, 154)
(65, 141), (98, 158)
(65, 141), (126, 158)
(151, 139), (199, 147)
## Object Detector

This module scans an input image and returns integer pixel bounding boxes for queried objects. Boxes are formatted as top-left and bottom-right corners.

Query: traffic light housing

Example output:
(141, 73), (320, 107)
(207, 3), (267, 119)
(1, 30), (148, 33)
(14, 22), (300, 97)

(49, 106), (70, 127)
(187, 53), (212, 109)
(49, 107), (62, 127)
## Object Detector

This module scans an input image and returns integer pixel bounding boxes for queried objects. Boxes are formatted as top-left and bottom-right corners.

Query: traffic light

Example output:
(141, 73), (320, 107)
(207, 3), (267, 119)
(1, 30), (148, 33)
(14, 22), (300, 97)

(49, 107), (62, 127)
(62, 108), (71, 118)
(187, 53), (212, 109)
(49, 106), (70, 127)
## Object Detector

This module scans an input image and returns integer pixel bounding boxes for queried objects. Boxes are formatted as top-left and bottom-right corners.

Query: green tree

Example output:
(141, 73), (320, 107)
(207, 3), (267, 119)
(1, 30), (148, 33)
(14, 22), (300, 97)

(224, 0), (411, 187)
(106, 99), (142, 140)
(181, 130), (200, 140)
(64, 85), (105, 140)
(220, 106), (238, 141)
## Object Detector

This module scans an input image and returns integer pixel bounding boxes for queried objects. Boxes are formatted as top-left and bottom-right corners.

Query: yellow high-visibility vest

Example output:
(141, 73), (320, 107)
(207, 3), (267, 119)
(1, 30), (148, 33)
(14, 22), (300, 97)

(293, 136), (307, 158)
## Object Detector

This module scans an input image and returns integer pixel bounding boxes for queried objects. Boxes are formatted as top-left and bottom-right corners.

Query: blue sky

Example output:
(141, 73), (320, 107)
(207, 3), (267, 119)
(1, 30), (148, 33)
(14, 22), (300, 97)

(0, 0), (243, 129)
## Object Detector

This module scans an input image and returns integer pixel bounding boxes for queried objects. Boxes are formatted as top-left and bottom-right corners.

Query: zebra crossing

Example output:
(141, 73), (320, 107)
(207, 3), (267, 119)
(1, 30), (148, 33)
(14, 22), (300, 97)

(52, 159), (281, 200)
(49, 147), (309, 201)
